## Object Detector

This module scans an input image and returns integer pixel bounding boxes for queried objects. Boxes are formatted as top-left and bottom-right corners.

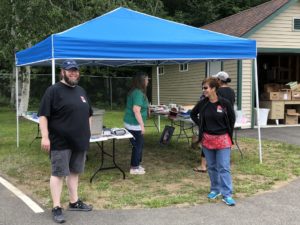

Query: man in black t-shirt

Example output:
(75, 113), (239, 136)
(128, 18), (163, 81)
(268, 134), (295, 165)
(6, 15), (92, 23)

(213, 71), (235, 106)
(39, 60), (93, 223)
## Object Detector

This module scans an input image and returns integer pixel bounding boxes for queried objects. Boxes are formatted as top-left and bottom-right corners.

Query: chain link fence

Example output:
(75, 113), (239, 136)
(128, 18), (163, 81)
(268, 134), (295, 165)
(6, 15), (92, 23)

(0, 73), (149, 110)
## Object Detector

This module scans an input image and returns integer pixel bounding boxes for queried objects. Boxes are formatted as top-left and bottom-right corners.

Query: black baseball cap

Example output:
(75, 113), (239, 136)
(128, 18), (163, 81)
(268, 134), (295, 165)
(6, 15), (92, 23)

(61, 60), (79, 70)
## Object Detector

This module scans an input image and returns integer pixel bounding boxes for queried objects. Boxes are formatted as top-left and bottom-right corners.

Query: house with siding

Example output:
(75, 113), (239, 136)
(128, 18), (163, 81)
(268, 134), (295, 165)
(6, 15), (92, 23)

(151, 0), (300, 127)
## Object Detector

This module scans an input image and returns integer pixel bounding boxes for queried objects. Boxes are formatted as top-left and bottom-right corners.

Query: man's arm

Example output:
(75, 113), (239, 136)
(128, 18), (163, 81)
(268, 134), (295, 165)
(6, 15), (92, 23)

(39, 116), (50, 153)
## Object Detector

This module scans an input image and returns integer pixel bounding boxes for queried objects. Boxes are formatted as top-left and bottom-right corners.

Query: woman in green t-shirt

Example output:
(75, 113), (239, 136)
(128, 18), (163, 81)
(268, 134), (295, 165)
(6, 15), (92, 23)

(124, 72), (149, 175)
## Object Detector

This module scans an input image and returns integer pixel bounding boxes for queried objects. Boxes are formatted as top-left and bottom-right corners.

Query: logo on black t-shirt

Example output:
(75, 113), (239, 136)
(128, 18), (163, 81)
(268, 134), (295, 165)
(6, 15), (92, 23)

(217, 105), (223, 113)
(80, 96), (87, 103)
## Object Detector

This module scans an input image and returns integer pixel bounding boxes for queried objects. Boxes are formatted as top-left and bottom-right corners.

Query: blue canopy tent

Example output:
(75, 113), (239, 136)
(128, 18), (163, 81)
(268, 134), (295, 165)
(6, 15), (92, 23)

(15, 7), (263, 162)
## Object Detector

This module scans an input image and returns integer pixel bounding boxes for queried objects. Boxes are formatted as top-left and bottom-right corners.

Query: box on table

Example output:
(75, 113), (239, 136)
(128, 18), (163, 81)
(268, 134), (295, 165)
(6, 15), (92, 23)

(264, 83), (282, 92)
(295, 84), (300, 91)
(291, 91), (300, 100)
(261, 92), (280, 100)
(279, 89), (291, 100)
(90, 109), (105, 136)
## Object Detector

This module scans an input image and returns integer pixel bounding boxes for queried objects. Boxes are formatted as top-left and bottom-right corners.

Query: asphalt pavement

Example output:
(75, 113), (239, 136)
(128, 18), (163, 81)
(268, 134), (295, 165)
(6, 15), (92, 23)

(1, 126), (300, 225)
(238, 126), (300, 146)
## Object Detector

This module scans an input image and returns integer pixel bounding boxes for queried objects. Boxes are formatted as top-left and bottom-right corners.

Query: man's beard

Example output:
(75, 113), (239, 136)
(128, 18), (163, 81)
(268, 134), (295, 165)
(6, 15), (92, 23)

(63, 73), (79, 86)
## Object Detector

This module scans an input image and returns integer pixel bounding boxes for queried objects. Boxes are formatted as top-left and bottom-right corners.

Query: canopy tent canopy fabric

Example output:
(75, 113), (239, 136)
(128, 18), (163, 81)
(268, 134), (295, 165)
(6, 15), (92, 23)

(14, 7), (262, 163)
(15, 7), (256, 67)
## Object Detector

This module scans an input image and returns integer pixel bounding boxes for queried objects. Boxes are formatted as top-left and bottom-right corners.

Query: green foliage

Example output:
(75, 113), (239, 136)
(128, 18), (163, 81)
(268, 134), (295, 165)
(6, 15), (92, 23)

(0, 0), (269, 108)
(0, 0), (270, 73)
(162, 0), (270, 27)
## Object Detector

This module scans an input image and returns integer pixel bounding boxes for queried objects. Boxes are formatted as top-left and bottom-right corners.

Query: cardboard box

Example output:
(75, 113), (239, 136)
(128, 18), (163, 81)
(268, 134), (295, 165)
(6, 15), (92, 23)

(279, 89), (291, 100)
(286, 109), (298, 115)
(261, 92), (280, 100)
(285, 114), (298, 124)
(285, 109), (299, 124)
(291, 91), (300, 100)
(295, 84), (300, 91)
(264, 83), (282, 92)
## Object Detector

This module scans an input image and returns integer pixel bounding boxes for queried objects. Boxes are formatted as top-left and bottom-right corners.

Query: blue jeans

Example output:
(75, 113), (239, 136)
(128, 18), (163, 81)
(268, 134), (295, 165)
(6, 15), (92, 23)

(128, 129), (144, 168)
(202, 147), (233, 198)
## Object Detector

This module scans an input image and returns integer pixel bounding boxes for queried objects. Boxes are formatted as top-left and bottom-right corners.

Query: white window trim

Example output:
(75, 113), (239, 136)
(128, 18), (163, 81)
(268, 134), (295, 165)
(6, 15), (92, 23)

(179, 63), (189, 72)
(206, 61), (222, 76)
(158, 66), (164, 75)
(292, 17), (300, 31)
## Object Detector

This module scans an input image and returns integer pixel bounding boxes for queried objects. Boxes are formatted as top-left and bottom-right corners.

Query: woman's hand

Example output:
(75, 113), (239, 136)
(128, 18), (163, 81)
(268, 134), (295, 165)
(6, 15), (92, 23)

(141, 125), (145, 135)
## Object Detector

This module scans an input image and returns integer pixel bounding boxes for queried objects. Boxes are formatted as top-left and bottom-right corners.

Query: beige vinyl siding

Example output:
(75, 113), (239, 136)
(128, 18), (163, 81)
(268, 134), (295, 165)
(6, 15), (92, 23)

(223, 60), (238, 103)
(151, 63), (206, 105)
(249, 2), (300, 48)
(223, 60), (252, 127)
(241, 60), (253, 127)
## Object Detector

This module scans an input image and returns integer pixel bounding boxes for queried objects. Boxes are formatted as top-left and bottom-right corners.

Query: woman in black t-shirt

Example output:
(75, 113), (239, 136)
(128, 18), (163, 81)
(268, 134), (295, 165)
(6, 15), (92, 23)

(191, 77), (236, 206)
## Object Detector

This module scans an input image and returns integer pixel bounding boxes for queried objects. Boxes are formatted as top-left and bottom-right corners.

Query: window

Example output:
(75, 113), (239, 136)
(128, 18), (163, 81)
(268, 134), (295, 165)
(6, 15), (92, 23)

(207, 61), (222, 76)
(158, 66), (164, 75)
(293, 18), (300, 31)
(179, 63), (188, 72)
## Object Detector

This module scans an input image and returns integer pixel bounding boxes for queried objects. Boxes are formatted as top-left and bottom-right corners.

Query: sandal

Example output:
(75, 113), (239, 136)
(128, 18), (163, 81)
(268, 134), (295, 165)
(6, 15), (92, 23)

(193, 167), (207, 173)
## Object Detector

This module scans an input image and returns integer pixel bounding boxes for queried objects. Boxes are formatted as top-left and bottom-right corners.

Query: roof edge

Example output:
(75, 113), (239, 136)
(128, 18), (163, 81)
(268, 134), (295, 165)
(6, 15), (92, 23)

(243, 0), (298, 38)
(202, 1), (278, 29)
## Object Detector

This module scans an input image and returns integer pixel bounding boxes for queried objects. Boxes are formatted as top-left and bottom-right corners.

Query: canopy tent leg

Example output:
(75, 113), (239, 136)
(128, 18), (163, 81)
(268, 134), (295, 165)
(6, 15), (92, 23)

(16, 66), (19, 147)
(156, 65), (160, 132)
(254, 58), (263, 163)
(110, 77), (113, 110)
(51, 58), (55, 84)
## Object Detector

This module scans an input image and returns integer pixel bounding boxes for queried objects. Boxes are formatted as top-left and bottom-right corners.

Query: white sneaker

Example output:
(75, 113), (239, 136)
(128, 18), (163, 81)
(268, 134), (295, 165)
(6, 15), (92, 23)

(139, 165), (145, 171)
(130, 168), (145, 175)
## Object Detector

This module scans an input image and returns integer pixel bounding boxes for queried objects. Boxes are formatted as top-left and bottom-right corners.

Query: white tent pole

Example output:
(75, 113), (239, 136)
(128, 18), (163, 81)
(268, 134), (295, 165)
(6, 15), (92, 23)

(51, 58), (55, 84)
(16, 66), (19, 147)
(110, 77), (112, 110)
(254, 58), (262, 163)
(156, 65), (160, 132)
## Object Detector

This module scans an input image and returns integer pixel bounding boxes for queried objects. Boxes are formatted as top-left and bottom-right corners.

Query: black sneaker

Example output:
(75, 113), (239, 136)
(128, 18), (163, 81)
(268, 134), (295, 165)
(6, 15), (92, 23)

(68, 199), (93, 211)
(52, 206), (66, 223)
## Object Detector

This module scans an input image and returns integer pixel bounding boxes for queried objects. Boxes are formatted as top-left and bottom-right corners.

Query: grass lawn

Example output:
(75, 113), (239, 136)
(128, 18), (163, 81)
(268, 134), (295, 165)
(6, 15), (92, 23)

(1, 106), (300, 209)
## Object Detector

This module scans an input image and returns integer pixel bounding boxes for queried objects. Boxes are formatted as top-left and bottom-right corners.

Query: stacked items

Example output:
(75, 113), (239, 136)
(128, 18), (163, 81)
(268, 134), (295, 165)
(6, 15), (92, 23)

(261, 83), (291, 101)
(177, 105), (194, 118)
(149, 105), (169, 114)
(286, 82), (300, 100)
(285, 109), (300, 125)
(260, 82), (300, 125)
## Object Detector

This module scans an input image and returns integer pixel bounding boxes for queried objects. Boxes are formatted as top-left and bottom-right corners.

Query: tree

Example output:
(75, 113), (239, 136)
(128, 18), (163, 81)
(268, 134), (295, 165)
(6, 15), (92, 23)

(0, 0), (269, 109)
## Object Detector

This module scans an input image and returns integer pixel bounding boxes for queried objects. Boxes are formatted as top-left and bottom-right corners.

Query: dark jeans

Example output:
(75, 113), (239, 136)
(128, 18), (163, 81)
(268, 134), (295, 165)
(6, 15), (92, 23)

(128, 129), (144, 168)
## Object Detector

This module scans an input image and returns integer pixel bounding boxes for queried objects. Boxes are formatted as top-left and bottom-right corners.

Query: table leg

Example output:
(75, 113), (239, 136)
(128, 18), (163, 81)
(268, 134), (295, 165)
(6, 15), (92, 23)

(29, 124), (41, 147)
(170, 120), (194, 145)
(151, 116), (159, 132)
(112, 139), (126, 179)
(179, 121), (191, 144)
(234, 129), (243, 159)
(90, 140), (125, 183)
